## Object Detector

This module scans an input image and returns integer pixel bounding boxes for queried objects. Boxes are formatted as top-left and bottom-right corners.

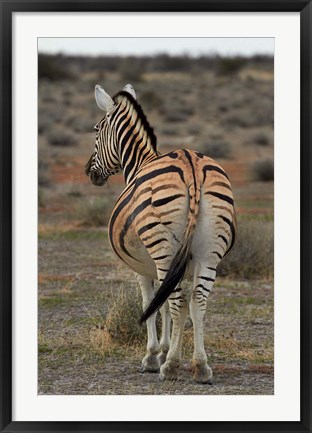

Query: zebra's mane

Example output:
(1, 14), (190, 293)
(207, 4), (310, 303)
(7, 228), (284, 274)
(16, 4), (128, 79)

(113, 91), (158, 152)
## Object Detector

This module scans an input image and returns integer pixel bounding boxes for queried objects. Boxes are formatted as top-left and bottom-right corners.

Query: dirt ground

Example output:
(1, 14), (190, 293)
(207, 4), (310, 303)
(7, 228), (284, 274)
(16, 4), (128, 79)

(38, 227), (273, 395)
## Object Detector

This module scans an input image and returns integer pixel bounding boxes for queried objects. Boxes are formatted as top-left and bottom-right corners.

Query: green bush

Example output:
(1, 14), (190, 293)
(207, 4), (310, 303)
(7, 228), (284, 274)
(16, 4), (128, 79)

(218, 218), (273, 278)
(76, 196), (112, 227)
(252, 159), (274, 181)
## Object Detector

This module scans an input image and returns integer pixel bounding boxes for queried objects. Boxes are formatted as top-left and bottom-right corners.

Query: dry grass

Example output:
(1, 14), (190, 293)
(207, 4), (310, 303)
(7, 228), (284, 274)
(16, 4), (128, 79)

(100, 286), (146, 346)
(75, 196), (112, 227)
(218, 218), (274, 278)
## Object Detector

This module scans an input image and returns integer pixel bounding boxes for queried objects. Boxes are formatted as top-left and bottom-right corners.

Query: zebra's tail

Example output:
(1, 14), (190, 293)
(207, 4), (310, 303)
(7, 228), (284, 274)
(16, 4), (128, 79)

(139, 181), (200, 325)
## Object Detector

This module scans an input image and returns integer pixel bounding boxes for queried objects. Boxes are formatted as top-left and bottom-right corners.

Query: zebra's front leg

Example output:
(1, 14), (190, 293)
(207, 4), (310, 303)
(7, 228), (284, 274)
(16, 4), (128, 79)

(189, 265), (216, 384)
(159, 288), (188, 381)
(135, 273), (159, 373)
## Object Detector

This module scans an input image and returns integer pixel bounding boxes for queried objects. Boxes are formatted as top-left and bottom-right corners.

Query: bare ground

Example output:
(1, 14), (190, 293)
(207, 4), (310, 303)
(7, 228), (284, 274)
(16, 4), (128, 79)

(38, 228), (273, 395)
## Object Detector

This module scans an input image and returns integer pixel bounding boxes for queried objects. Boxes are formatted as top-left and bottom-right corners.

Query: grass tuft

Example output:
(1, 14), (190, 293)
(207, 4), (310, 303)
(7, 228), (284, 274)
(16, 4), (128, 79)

(76, 196), (112, 227)
(218, 218), (273, 278)
(104, 286), (146, 345)
(89, 286), (147, 355)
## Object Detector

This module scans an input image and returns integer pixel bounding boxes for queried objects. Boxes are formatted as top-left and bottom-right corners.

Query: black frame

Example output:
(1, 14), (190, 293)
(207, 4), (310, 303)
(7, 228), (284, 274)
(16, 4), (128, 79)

(1, 0), (311, 432)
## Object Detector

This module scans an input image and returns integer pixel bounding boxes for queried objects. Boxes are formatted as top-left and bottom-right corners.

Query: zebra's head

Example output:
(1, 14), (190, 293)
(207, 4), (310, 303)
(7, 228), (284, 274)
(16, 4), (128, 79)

(85, 84), (136, 186)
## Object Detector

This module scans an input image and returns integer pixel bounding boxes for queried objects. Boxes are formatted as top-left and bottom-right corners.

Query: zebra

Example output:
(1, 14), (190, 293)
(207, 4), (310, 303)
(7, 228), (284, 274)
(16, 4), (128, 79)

(85, 84), (236, 384)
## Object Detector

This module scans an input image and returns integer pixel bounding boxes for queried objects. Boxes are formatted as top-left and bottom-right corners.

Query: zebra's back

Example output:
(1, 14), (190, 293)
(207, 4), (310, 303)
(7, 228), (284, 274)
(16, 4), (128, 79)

(108, 149), (236, 278)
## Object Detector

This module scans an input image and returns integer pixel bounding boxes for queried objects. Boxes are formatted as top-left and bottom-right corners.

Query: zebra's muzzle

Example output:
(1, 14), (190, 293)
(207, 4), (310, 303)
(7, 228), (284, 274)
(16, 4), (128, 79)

(90, 171), (107, 186)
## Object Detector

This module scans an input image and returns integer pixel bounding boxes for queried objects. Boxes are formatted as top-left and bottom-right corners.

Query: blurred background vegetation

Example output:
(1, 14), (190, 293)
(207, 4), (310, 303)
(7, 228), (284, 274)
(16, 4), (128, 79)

(38, 52), (273, 279)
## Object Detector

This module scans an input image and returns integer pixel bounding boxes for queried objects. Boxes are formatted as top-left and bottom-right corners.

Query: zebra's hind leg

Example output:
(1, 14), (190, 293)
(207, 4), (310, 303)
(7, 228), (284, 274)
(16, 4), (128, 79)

(159, 286), (188, 381)
(157, 301), (171, 367)
(189, 264), (216, 384)
(135, 273), (159, 373)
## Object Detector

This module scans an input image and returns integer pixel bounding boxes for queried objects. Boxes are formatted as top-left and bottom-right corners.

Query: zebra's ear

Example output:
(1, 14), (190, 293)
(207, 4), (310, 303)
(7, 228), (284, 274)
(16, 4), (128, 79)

(123, 83), (136, 100)
(95, 85), (114, 112)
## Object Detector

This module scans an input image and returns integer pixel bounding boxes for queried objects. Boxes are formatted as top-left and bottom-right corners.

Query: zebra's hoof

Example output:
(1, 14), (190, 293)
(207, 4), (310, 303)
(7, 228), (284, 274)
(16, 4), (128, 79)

(140, 354), (160, 373)
(193, 363), (213, 384)
(159, 360), (180, 381)
(157, 351), (168, 367)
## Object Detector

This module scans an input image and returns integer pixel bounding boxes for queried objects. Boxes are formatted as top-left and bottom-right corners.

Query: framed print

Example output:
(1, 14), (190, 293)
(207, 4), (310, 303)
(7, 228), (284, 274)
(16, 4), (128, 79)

(1, 1), (311, 432)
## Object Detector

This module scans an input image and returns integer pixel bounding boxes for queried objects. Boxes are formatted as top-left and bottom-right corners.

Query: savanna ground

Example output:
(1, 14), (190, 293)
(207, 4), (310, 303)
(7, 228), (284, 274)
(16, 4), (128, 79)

(38, 53), (274, 395)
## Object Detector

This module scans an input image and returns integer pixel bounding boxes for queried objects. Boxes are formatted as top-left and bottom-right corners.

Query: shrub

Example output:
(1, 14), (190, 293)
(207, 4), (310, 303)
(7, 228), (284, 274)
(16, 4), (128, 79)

(216, 56), (247, 76)
(76, 196), (112, 227)
(38, 54), (74, 81)
(252, 159), (274, 181)
(47, 128), (78, 147)
(253, 131), (271, 146)
(218, 218), (274, 278)
(200, 140), (231, 159)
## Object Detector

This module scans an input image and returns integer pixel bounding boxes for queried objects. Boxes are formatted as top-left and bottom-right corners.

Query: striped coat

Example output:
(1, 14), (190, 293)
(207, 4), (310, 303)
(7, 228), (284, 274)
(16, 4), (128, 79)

(86, 84), (236, 383)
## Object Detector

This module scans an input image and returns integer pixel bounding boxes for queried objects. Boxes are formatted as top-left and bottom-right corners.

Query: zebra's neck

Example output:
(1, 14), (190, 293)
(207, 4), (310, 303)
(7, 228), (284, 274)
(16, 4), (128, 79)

(114, 93), (159, 184)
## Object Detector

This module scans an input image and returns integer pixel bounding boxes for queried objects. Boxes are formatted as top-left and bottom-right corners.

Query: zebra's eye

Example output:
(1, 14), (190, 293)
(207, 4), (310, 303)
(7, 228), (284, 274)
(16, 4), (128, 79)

(94, 124), (99, 132)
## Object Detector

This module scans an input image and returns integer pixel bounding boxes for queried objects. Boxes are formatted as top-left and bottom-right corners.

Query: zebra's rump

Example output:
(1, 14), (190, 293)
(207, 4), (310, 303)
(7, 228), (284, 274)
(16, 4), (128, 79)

(108, 149), (236, 276)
